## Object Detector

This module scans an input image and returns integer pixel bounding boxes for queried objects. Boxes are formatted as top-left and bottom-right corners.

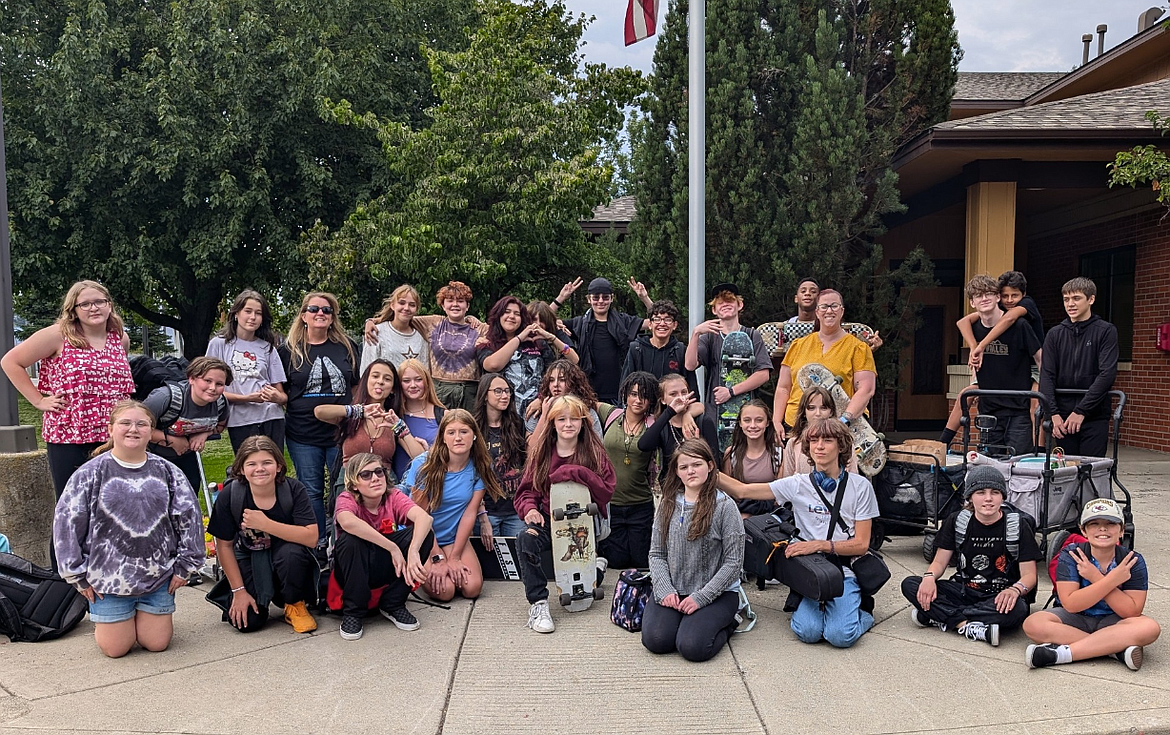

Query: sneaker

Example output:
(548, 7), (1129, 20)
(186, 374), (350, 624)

(1114, 645), (1144, 671)
(380, 605), (420, 632)
(1026, 643), (1059, 668)
(909, 608), (946, 632)
(526, 600), (555, 634)
(186, 571), (204, 587)
(283, 601), (318, 634)
(340, 615), (364, 641)
(960, 621), (999, 646)
(764, 578), (782, 586)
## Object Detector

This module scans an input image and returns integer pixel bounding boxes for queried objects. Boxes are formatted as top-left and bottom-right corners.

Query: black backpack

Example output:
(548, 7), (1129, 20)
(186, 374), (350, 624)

(129, 354), (189, 401)
(0, 552), (89, 642)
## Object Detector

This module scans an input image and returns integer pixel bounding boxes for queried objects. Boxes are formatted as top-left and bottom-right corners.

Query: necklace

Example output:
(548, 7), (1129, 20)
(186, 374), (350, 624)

(621, 414), (642, 466)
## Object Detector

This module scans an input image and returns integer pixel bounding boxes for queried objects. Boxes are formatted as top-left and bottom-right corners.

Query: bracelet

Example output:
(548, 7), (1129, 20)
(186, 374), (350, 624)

(552, 298), (563, 308)
(231, 585), (246, 593)
(1013, 583), (1029, 594)
(477, 510), (488, 517)
(922, 571), (935, 577)
(393, 419), (408, 437)
(829, 541), (836, 554)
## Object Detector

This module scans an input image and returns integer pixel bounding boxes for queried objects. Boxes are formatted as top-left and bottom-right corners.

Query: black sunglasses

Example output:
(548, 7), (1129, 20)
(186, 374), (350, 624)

(357, 466), (387, 481)
(304, 305), (335, 315)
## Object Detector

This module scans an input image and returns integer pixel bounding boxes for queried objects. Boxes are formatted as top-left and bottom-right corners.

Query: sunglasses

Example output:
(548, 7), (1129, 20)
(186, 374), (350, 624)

(357, 466), (387, 481)
(304, 305), (335, 315)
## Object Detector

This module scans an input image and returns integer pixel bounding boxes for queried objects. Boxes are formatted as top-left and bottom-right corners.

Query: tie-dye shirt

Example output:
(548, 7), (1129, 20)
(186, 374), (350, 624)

(53, 453), (204, 596)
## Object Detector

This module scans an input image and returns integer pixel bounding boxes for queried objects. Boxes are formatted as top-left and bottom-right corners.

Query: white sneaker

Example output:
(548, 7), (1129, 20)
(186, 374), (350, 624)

(526, 600), (555, 634)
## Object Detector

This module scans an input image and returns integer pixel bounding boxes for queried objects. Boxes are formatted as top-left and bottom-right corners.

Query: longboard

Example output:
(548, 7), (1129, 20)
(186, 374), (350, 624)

(795, 362), (887, 476)
(549, 480), (603, 612)
(717, 330), (755, 453)
(759, 321), (877, 358)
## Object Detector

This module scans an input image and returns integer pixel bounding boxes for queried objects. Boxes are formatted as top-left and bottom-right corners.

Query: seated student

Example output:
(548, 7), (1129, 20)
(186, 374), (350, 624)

(643, 439), (745, 662)
(638, 373), (720, 483)
(781, 387), (858, 477)
(206, 436), (319, 634)
(722, 400), (782, 518)
(901, 465), (1039, 646)
(621, 300), (697, 394)
(53, 400), (204, 658)
(514, 395), (617, 634)
(718, 419), (878, 648)
(144, 356), (231, 495)
(1023, 499), (1160, 671)
(333, 453), (436, 641)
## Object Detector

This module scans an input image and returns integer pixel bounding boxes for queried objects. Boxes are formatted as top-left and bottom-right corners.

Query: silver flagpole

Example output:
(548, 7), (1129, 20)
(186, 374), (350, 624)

(687, 0), (706, 377)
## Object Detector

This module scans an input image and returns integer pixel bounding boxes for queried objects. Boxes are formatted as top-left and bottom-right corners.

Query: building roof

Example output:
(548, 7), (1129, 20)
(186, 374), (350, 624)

(937, 78), (1170, 131)
(588, 195), (637, 223)
(954, 72), (1067, 101)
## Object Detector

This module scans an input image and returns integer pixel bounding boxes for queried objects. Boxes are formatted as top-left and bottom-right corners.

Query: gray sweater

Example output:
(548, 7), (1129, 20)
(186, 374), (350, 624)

(649, 491), (745, 608)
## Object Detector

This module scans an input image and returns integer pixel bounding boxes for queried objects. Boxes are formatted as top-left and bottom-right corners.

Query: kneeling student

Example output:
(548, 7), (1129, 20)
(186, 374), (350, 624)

(1023, 498), (1160, 670)
(333, 453), (435, 641)
(901, 465), (1039, 646)
(642, 439), (746, 662)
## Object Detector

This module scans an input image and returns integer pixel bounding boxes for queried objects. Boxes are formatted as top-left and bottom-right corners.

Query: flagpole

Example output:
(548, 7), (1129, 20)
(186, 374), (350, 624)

(687, 0), (705, 343)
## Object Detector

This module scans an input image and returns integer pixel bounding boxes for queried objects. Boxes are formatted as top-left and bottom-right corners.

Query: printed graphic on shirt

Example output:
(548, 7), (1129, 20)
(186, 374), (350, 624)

(169, 415), (222, 437)
(983, 339), (1009, 357)
(304, 356), (348, 398)
(229, 348), (263, 382)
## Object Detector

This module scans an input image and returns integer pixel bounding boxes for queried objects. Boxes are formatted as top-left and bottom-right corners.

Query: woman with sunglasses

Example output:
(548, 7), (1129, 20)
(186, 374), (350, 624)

(279, 292), (359, 545)
(2, 280), (135, 500)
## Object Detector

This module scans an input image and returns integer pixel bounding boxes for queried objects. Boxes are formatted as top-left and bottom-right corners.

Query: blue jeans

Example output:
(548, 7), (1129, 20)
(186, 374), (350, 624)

(488, 513), (528, 537)
(791, 575), (873, 648)
(285, 439), (339, 542)
(88, 584), (176, 624)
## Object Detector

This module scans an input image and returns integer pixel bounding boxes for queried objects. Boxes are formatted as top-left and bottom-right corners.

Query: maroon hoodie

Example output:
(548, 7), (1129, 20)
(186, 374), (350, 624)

(513, 453), (616, 519)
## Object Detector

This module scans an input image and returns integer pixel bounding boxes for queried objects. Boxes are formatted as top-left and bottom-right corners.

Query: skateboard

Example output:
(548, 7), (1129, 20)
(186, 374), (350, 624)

(717, 330), (756, 453)
(759, 321), (877, 358)
(795, 362), (887, 476)
(549, 481), (604, 611)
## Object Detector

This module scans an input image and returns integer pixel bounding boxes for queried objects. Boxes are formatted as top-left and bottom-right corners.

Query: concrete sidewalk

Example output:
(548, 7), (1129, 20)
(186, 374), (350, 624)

(2, 448), (1169, 735)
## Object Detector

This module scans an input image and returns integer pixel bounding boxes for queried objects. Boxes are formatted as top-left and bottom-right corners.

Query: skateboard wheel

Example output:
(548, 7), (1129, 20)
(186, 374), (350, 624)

(559, 593), (571, 607)
(586, 502), (599, 516)
(592, 587), (605, 600)
(552, 508), (565, 522)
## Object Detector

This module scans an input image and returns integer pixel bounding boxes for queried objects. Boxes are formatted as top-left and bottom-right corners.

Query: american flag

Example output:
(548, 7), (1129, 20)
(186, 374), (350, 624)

(624, 0), (659, 46)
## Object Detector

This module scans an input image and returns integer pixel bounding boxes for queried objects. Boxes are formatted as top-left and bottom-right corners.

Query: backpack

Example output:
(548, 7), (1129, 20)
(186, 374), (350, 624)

(609, 568), (652, 632)
(129, 354), (189, 402)
(0, 552), (89, 642)
(953, 505), (1036, 603)
(1048, 539), (1128, 606)
(224, 478), (296, 526)
(1047, 531), (1089, 589)
(151, 382), (229, 432)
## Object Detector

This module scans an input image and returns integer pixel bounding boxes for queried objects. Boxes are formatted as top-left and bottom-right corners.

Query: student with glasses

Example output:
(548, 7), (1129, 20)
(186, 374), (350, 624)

(550, 276), (654, 404)
(621, 300), (698, 395)
(473, 373), (528, 539)
(773, 289), (876, 440)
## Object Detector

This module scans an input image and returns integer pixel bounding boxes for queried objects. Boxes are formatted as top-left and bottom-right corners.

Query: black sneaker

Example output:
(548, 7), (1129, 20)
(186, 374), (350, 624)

(1114, 645), (1143, 671)
(380, 605), (420, 631)
(340, 615), (364, 641)
(186, 571), (204, 587)
(1026, 643), (1059, 668)
(960, 621), (999, 646)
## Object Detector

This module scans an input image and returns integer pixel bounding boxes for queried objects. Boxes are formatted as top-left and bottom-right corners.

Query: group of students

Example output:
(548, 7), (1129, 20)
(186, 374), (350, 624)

(1, 273), (1153, 669)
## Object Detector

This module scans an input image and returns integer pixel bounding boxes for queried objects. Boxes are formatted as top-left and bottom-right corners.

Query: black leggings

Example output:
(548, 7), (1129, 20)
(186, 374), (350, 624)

(47, 442), (103, 499)
(641, 590), (740, 662)
(597, 501), (654, 569)
(224, 542), (319, 633)
(901, 576), (1029, 630)
(332, 528), (435, 618)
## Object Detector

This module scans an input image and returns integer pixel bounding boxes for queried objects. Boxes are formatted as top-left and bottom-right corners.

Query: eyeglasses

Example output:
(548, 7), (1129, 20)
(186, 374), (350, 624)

(649, 316), (675, 324)
(490, 387), (511, 396)
(76, 299), (110, 311)
(357, 467), (387, 481)
(114, 419), (151, 429)
(816, 303), (843, 313)
(304, 305), (335, 315)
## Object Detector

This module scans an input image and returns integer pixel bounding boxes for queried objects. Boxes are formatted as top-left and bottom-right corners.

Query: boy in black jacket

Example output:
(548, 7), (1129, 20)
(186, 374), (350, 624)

(1039, 277), (1118, 457)
(621, 300), (698, 395)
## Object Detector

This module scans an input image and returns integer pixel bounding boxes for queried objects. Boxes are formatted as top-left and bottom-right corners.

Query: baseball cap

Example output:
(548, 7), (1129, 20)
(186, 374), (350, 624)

(587, 277), (613, 295)
(963, 465), (1007, 500)
(1080, 498), (1124, 526)
(708, 282), (740, 300)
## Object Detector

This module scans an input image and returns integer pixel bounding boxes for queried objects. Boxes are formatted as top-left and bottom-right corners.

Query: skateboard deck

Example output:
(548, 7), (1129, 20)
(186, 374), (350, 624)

(471, 536), (554, 581)
(795, 362), (887, 477)
(717, 330), (756, 453)
(759, 321), (877, 358)
(549, 481), (602, 612)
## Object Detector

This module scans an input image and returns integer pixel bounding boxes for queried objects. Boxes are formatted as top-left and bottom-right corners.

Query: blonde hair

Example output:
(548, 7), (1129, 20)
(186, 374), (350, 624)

(286, 292), (354, 370)
(343, 453), (388, 501)
(57, 280), (126, 349)
(91, 400), (155, 456)
(374, 284), (421, 324)
(398, 358), (445, 408)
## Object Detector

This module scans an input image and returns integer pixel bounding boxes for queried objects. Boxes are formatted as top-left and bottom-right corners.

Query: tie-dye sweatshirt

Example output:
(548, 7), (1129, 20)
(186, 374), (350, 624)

(53, 453), (205, 596)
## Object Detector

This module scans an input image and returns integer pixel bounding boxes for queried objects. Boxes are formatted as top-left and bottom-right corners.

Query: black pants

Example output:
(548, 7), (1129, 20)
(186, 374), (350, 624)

(982, 412), (1032, 457)
(1049, 416), (1109, 458)
(332, 528), (434, 618)
(901, 576), (1029, 630)
(598, 501), (654, 569)
(641, 590), (740, 662)
(518, 517), (552, 604)
(228, 419), (286, 454)
(231, 542), (319, 633)
(47, 442), (103, 499)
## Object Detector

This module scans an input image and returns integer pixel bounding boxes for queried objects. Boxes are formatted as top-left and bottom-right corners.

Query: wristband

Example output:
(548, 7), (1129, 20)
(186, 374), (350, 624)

(922, 571), (934, 578)
(231, 585), (246, 593)
(477, 510), (488, 517)
(393, 419), (408, 437)
(829, 541), (836, 554)
(552, 298), (563, 308)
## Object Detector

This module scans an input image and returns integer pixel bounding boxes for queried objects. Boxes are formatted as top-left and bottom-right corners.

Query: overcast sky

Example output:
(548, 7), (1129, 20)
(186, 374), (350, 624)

(566, 0), (1161, 73)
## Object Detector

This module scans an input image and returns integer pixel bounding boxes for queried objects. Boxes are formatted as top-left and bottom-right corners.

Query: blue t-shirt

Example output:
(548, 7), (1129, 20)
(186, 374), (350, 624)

(1055, 545), (1147, 616)
(398, 452), (485, 547)
(393, 413), (442, 479)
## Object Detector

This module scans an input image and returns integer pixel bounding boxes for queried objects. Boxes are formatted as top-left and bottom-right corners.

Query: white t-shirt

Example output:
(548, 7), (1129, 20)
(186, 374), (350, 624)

(361, 322), (430, 373)
(205, 336), (287, 427)
(768, 472), (879, 574)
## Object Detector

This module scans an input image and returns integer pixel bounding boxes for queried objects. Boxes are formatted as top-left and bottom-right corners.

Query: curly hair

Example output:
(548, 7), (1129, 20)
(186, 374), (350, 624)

(536, 359), (597, 410)
(485, 295), (534, 351)
(436, 280), (473, 305)
(522, 395), (608, 499)
(657, 439), (719, 543)
(411, 409), (503, 513)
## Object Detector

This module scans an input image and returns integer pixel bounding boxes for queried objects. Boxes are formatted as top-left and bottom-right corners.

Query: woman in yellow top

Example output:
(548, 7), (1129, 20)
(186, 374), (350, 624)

(772, 289), (876, 440)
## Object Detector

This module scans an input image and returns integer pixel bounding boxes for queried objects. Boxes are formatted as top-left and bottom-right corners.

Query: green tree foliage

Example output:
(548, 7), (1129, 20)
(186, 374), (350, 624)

(2, 0), (477, 356)
(630, 0), (959, 384)
(305, 0), (645, 320)
(1110, 111), (1170, 209)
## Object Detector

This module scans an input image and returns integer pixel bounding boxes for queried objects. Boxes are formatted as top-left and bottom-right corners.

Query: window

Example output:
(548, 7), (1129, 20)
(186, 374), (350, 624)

(1079, 245), (1134, 361)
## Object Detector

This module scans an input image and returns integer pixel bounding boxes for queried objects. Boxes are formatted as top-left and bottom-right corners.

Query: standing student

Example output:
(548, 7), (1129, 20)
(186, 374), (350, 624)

(206, 436), (319, 634)
(1, 280), (135, 498)
(599, 371), (661, 569)
(477, 296), (564, 417)
(280, 291), (359, 543)
(1039, 277), (1118, 458)
(528, 301), (579, 365)
(621, 300), (697, 394)
(333, 453), (435, 641)
(392, 358), (446, 479)
(719, 419), (879, 648)
(721, 400), (782, 518)
(788, 278), (820, 324)
(638, 374), (720, 483)
(684, 283), (771, 427)
(473, 373), (528, 538)
(361, 284), (430, 372)
(514, 395), (617, 633)
(205, 290), (288, 452)
(53, 401), (203, 658)
(398, 409), (502, 602)
(411, 281), (487, 412)
(551, 276), (652, 404)
(524, 359), (605, 437)
(314, 359), (425, 468)
(144, 356), (232, 495)
(642, 439), (745, 662)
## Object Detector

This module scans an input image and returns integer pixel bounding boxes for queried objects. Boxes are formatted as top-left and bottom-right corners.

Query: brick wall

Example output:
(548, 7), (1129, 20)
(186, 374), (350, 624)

(1027, 207), (1170, 452)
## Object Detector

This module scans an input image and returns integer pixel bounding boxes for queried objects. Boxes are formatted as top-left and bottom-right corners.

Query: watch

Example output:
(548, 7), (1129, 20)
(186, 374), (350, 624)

(431, 554), (445, 564)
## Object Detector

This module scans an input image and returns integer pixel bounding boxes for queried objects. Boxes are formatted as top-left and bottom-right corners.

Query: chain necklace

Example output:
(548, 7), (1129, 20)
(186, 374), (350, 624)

(621, 413), (642, 466)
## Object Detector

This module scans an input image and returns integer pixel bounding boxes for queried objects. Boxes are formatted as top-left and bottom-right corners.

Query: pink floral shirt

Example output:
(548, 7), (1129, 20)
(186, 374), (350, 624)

(38, 333), (135, 444)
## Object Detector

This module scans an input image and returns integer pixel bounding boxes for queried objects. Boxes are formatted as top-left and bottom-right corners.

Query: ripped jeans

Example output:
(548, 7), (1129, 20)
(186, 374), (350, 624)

(517, 515), (552, 604)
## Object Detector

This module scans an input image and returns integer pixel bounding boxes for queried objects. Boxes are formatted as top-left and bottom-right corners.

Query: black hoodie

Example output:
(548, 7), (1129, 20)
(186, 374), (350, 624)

(1039, 314), (1118, 421)
(621, 335), (698, 395)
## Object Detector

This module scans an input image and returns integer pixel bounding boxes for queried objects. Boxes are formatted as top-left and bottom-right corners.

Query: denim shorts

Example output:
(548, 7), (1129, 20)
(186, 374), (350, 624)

(88, 584), (176, 623)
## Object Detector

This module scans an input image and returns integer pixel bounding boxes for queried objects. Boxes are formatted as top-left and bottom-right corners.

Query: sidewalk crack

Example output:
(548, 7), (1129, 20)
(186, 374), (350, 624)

(436, 597), (475, 735)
